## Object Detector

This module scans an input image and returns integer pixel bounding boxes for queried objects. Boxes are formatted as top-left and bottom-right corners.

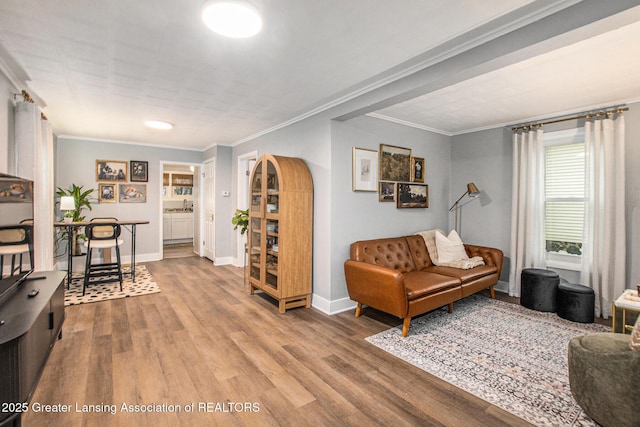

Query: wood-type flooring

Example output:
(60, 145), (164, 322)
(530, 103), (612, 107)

(24, 257), (540, 426)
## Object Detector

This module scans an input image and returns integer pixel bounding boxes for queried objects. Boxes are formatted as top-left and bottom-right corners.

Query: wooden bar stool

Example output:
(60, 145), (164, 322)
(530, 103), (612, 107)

(83, 222), (124, 295)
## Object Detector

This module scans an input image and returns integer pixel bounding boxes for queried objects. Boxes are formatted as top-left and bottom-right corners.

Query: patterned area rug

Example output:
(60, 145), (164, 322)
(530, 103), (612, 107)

(365, 295), (609, 427)
(65, 265), (160, 306)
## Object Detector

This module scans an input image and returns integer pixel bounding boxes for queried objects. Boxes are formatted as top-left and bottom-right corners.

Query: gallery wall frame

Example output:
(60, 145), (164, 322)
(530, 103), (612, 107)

(379, 144), (411, 182)
(97, 160), (128, 182)
(352, 147), (378, 192)
(119, 184), (146, 203)
(397, 183), (428, 208)
(411, 156), (425, 183)
(98, 183), (116, 203)
(130, 160), (148, 182)
(378, 182), (395, 202)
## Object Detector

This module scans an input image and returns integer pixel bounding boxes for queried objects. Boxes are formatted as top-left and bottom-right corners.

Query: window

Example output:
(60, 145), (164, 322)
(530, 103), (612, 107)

(544, 129), (584, 260)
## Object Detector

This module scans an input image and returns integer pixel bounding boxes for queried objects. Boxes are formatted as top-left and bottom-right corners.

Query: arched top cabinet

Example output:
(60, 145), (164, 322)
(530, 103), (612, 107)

(248, 155), (313, 313)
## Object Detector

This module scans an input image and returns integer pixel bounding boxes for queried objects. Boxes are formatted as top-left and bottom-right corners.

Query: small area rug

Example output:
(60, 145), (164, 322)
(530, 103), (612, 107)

(365, 295), (608, 426)
(64, 265), (160, 306)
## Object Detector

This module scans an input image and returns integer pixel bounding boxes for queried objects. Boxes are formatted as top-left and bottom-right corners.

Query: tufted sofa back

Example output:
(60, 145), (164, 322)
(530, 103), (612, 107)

(350, 237), (418, 273)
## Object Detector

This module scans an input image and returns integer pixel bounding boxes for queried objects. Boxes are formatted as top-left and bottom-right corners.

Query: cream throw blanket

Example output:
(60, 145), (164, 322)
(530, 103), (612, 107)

(415, 229), (485, 270)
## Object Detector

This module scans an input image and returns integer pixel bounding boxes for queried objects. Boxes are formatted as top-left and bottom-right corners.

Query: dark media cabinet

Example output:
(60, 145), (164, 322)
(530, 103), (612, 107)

(0, 271), (66, 427)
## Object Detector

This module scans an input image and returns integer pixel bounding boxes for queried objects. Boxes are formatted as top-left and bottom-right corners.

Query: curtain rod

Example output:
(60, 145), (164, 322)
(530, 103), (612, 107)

(511, 106), (628, 132)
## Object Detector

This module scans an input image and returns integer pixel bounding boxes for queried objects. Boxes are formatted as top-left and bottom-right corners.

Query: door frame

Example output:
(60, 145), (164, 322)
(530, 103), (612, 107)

(202, 156), (216, 262)
(159, 160), (203, 259)
(236, 150), (258, 266)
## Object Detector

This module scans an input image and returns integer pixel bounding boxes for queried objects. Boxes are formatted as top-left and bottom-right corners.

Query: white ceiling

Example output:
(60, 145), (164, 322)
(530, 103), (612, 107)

(0, 1), (638, 150)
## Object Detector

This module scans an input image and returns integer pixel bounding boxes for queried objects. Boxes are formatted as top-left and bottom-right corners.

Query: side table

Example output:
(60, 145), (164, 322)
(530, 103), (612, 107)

(612, 289), (640, 334)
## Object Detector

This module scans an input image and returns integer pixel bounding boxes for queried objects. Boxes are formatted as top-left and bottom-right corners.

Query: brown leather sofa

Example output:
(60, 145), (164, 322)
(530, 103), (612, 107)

(344, 235), (504, 337)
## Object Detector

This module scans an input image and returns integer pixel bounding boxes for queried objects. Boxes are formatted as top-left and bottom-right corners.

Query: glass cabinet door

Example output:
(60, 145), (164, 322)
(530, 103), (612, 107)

(249, 217), (262, 281)
(266, 160), (279, 214)
(250, 162), (263, 214)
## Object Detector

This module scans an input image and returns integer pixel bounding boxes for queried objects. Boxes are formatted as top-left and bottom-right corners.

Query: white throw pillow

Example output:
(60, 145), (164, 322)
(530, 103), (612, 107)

(435, 230), (469, 263)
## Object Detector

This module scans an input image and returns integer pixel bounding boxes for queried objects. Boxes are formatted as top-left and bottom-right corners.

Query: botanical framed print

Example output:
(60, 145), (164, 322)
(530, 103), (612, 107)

(119, 184), (146, 203)
(411, 157), (425, 183)
(97, 160), (128, 182)
(379, 144), (411, 182)
(98, 183), (116, 203)
(130, 160), (148, 182)
(397, 183), (428, 208)
(378, 182), (395, 202)
(352, 147), (378, 192)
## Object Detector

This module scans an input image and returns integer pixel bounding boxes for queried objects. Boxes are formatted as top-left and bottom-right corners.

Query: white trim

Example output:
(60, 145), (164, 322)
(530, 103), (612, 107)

(58, 134), (207, 152)
(236, 150), (258, 266)
(366, 113), (453, 136)
(311, 294), (357, 315)
(212, 256), (234, 266)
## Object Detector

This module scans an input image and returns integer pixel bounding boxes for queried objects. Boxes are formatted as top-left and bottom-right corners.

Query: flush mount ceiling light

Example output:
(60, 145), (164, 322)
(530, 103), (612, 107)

(144, 120), (174, 130)
(201, 0), (263, 38)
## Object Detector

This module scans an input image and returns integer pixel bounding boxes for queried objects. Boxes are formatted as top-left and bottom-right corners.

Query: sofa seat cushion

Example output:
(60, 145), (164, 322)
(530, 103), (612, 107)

(423, 264), (497, 283)
(404, 271), (461, 300)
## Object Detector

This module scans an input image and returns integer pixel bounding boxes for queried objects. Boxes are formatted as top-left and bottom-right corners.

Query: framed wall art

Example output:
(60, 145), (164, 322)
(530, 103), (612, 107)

(352, 147), (378, 192)
(378, 182), (395, 202)
(411, 157), (425, 183)
(98, 183), (117, 203)
(119, 184), (147, 203)
(397, 183), (428, 208)
(97, 160), (128, 182)
(130, 160), (148, 182)
(379, 144), (411, 182)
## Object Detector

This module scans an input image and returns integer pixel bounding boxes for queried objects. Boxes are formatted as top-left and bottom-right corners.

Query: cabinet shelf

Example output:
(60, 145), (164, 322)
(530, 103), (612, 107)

(247, 154), (313, 314)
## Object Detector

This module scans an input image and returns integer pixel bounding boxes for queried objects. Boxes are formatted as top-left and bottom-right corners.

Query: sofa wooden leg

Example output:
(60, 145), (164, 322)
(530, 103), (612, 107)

(448, 303), (453, 313)
(402, 317), (411, 337)
(489, 285), (495, 299)
(355, 303), (362, 318)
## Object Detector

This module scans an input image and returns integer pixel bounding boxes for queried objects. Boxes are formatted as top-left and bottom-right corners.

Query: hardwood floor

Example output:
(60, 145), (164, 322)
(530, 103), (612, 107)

(24, 257), (538, 427)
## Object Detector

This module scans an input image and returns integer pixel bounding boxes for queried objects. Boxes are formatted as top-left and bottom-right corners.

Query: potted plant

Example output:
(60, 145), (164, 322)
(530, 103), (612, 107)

(231, 209), (249, 235)
(56, 184), (95, 255)
(56, 184), (94, 222)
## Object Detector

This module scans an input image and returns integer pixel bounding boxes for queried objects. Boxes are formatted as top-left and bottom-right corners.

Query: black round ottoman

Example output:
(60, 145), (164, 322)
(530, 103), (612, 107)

(557, 283), (595, 323)
(520, 268), (560, 312)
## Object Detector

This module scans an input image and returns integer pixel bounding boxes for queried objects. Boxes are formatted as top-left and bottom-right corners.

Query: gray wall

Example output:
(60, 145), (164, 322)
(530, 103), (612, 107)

(230, 114), (333, 304)
(451, 101), (640, 289)
(329, 116), (451, 306)
(56, 137), (202, 262)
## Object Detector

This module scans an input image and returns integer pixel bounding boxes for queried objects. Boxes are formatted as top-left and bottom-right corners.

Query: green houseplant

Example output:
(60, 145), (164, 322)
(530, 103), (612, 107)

(56, 184), (95, 222)
(231, 209), (249, 235)
(56, 184), (95, 255)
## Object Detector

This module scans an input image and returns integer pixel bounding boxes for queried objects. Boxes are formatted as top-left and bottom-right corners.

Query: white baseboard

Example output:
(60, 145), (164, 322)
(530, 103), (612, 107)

(213, 256), (234, 266)
(56, 252), (162, 273)
(311, 294), (357, 315)
(495, 280), (509, 294)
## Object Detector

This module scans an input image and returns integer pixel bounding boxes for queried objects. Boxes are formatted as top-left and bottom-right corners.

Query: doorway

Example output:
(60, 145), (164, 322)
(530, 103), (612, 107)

(161, 162), (200, 259)
(236, 151), (257, 266)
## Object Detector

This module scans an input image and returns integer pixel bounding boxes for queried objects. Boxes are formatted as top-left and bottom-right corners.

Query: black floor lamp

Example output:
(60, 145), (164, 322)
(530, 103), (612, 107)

(449, 182), (480, 234)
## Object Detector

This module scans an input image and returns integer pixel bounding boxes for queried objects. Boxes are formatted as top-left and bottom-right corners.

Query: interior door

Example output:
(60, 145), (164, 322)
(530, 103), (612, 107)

(203, 159), (215, 261)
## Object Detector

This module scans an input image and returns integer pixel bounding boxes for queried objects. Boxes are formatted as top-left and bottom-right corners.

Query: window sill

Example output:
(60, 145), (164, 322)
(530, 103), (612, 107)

(546, 252), (581, 272)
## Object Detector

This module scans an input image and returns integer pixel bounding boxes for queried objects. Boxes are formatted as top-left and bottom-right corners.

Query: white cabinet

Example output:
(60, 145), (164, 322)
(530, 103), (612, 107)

(163, 212), (193, 240)
(172, 213), (193, 239)
(163, 214), (172, 239)
(163, 172), (193, 200)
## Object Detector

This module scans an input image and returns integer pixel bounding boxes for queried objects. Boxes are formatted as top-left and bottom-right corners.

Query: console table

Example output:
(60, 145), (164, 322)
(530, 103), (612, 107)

(0, 271), (66, 427)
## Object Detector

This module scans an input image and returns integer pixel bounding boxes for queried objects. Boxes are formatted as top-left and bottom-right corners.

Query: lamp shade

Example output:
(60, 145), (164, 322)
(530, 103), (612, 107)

(60, 196), (75, 211)
(467, 182), (480, 197)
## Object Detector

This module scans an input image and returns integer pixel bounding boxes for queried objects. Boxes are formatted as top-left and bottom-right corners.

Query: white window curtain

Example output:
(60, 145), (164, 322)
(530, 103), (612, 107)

(15, 100), (55, 271)
(509, 127), (546, 297)
(580, 114), (625, 318)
